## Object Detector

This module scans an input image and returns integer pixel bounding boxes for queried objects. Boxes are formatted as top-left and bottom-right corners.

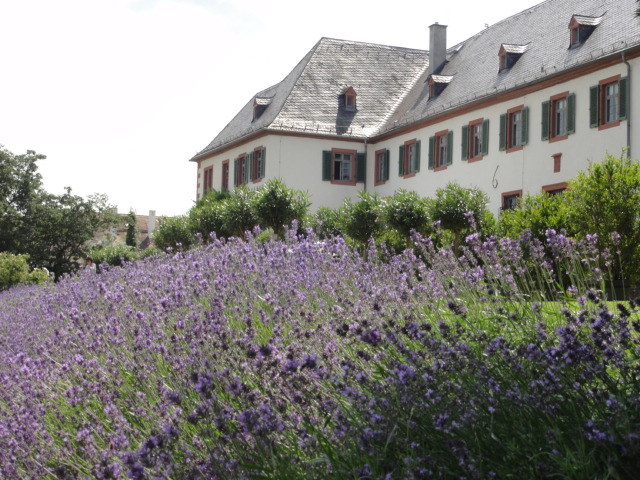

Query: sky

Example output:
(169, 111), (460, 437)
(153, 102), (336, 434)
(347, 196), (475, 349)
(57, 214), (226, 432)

(0, 0), (541, 217)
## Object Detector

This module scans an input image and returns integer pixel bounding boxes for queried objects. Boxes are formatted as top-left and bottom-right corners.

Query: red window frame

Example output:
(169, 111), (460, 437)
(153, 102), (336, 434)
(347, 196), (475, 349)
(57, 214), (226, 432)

(331, 148), (357, 185)
(222, 160), (229, 191)
(542, 182), (568, 195)
(252, 147), (264, 183)
(501, 190), (522, 211)
(403, 139), (418, 178)
(599, 75), (621, 130)
(203, 166), (213, 194)
(433, 129), (449, 171)
(468, 118), (484, 162)
(506, 105), (524, 153)
(374, 148), (387, 186)
(550, 92), (569, 143)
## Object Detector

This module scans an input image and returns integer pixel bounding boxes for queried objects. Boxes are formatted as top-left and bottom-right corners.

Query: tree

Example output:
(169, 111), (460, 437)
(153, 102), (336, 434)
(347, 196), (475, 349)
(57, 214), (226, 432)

(342, 192), (383, 247)
(223, 187), (259, 238)
(125, 210), (138, 248)
(251, 178), (310, 238)
(1, 146), (118, 278)
(563, 152), (640, 285)
(429, 182), (495, 251)
(22, 189), (118, 279)
(0, 146), (46, 253)
(382, 189), (431, 244)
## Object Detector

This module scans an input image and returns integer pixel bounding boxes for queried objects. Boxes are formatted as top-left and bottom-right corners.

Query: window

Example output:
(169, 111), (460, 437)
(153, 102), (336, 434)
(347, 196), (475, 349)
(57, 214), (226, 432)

(502, 190), (522, 211)
(251, 147), (266, 182)
(342, 87), (357, 111)
(428, 130), (453, 170)
(498, 44), (528, 72)
(499, 105), (529, 152)
(569, 15), (602, 48)
(234, 154), (249, 187)
(542, 92), (575, 142)
(375, 149), (390, 185)
(428, 75), (453, 99)
(222, 160), (229, 191)
(398, 139), (421, 177)
(203, 166), (213, 194)
(542, 182), (568, 196)
(590, 75), (628, 130)
(462, 119), (489, 161)
(253, 96), (272, 121)
(322, 149), (365, 184)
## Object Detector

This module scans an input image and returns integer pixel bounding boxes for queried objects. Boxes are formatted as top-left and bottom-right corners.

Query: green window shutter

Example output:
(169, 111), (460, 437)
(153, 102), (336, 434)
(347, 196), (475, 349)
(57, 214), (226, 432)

(461, 125), (469, 161)
(619, 77), (628, 121)
(541, 100), (550, 141)
(247, 152), (254, 181)
(446, 131), (453, 165)
(415, 140), (421, 172)
(322, 150), (332, 181)
(384, 150), (390, 181)
(521, 106), (529, 145)
(567, 93), (576, 134)
(244, 155), (251, 184)
(428, 136), (435, 169)
(233, 158), (239, 187)
(356, 152), (366, 183)
(481, 119), (490, 155)
(499, 114), (506, 151)
(399, 145), (405, 176)
(260, 147), (266, 178)
(589, 85), (599, 128)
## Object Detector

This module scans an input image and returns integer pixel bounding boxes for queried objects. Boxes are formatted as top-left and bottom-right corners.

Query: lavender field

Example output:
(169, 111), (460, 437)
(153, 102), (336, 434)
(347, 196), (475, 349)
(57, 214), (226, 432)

(1, 228), (639, 479)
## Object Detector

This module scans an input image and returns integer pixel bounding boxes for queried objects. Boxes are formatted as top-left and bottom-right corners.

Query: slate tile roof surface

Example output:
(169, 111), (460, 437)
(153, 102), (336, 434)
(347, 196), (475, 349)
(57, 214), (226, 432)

(192, 0), (640, 160)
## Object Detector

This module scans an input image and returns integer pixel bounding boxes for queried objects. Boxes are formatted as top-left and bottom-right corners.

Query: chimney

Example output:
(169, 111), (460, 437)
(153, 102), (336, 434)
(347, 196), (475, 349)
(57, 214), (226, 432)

(428, 22), (447, 76)
(148, 210), (156, 234)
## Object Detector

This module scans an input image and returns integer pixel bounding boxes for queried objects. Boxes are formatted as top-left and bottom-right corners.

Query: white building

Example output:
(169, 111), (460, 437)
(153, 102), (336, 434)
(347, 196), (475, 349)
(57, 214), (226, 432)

(190, 0), (640, 215)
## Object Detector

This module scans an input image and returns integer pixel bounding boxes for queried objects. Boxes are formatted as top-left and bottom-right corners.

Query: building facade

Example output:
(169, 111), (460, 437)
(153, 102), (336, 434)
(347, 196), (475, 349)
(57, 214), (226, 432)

(190, 0), (640, 215)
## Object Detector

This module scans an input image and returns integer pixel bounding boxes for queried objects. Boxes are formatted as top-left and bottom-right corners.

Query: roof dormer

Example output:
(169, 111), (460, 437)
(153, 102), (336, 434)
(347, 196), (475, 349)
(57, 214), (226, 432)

(341, 87), (357, 111)
(498, 44), (529, 72)
(428, 74), (453, 99)
(569, 14), (603, 48)
(252, 96), (272, 121)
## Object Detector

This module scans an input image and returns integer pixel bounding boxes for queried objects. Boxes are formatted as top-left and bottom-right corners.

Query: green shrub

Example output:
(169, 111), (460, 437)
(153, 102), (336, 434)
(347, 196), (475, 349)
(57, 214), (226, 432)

(251, 178), (310, 238)
(89, 245), (140, 269)
(223, 187), (258, 238)
(152, 216), (194, 251)
(188, 190), (230, 240)
(497, 192), (569, 242)
(342, 192), (383, 246)
(0, 252), (50, 291)
(563, 152), (640, 286)
(313, 207), (346, 239)
(382, 189), (431, 243)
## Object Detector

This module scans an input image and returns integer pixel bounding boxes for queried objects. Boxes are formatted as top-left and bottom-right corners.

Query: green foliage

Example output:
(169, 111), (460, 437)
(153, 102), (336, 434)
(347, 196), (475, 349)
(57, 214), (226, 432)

(342, 192), (383, 245)
(125, 210), (138, 248)
(563, 152), (640, 284)
(0, 252), (50, 291)
(0, 145), (118, 279)
(430, 182), (495, 249)
(222, 187), (258, 238)
(251, 178), (310, 237)
(382, 189), (431, 241)
(22, 189), (118, 279)
(0, 146), (46, 253)
(89, 245), (140, 269)
(313, 207), (346, 239)
(497, 192), (569, 242)
(188, 189), (230, 240)
(152, 216), (194, 251)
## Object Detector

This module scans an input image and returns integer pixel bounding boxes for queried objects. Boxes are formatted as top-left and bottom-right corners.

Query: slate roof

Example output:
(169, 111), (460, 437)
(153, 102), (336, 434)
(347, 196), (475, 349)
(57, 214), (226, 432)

(192, 38), (427, 159)
(191, 0), (640, 161)
(385, 0), (640, 133)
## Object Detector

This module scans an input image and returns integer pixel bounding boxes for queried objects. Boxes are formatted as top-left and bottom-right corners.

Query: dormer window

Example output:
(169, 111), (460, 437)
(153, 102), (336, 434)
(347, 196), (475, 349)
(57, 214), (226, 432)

(342, 87), (357, 111)
(498, 44), (528, 72)
(428, 74), (453, 99)
(253, 96), (272, 121)
(569, 15), (602, 48)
